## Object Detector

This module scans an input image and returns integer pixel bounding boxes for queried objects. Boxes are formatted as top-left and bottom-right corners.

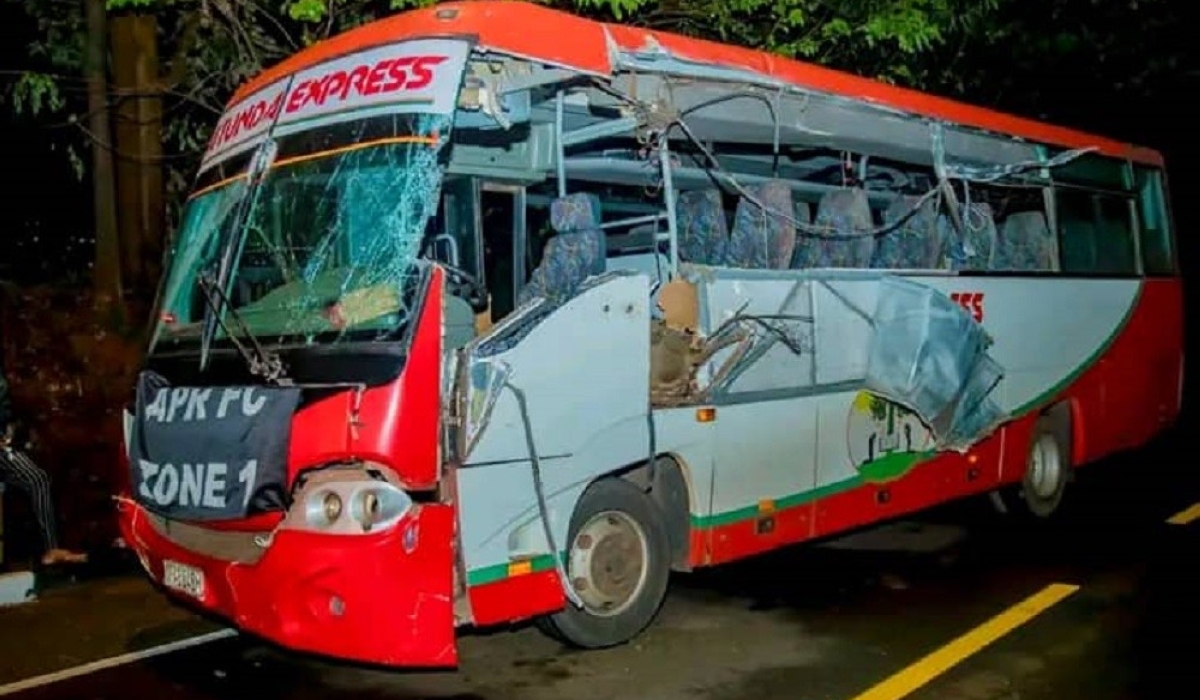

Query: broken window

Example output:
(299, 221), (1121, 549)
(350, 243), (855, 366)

(151, 113), (451, 351)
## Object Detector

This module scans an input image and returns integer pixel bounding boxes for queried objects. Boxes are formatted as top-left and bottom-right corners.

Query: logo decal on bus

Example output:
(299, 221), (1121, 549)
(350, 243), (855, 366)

(949, 291), (985, 322)
(200, 38), (470, 172)
(285, 55), (448, 113)
(846, 391), (934, 483)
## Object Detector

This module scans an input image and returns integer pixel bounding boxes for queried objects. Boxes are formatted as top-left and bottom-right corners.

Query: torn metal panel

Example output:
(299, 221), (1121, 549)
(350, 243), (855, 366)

(603, 71), (1042, 169)
(458, 271), (650, 464)
(864, 275), (1007, 451)
(680, 268), (1008, 452)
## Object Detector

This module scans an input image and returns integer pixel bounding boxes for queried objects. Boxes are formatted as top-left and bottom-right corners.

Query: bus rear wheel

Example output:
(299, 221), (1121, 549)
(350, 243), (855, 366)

(1020, 416), (1070, 517)
(536, 478), (671, 649)
(990, 413), (1071, 519)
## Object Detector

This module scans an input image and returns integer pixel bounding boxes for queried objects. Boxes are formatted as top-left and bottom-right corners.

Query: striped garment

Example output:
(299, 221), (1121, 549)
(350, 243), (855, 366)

(1, 368), (60, 554)
(0, 446), (60, 553)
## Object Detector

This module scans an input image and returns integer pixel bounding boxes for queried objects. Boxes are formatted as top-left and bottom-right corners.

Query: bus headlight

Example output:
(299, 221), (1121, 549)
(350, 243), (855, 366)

(297, 479), (413, 534)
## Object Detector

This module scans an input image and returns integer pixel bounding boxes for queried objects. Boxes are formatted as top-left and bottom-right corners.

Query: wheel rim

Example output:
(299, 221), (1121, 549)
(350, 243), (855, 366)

(1027, 433), (1062, 499)
(567, 510), (650, 617)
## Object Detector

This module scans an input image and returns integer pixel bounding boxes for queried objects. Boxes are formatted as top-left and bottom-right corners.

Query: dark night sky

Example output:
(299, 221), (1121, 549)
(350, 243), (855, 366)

(0, 3), (94, 283)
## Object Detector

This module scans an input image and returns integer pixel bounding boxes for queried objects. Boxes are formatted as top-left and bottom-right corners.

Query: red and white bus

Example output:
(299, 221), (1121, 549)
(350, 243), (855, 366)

(116, 0), (1183, 669)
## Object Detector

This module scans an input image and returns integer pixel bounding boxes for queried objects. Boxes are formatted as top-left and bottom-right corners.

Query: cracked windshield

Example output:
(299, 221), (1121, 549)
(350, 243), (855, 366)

(151, 112), (452, 351)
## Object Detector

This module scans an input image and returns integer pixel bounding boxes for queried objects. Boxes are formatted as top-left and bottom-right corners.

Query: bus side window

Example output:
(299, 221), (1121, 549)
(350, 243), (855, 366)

(1135, 167), (1175, 275)
(1055, 188), (1137, 275)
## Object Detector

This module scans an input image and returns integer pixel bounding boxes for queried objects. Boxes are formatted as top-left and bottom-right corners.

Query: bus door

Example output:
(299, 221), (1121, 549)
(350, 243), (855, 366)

(702, 274), (822, 564)
(428, 178), (526, 337)
(479, 183), (525, 327)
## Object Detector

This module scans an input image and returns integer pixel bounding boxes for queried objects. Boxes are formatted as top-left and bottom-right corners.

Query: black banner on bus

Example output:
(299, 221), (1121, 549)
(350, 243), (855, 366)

(128, 370), (301, 521)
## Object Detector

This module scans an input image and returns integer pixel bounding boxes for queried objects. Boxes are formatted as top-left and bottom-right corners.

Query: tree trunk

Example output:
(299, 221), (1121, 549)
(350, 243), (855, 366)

(110, 13), (165, 298)
(84, 0), (121, 302)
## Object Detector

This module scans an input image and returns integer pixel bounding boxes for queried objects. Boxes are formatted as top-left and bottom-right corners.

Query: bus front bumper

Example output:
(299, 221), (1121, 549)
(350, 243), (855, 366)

(117, 500), (458, 668)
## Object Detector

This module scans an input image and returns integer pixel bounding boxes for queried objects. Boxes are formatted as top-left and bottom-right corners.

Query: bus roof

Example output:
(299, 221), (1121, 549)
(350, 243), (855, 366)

(231, 0), (1164, 168)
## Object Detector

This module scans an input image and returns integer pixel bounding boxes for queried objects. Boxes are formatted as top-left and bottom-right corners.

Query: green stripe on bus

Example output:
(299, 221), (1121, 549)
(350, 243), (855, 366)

(465, 285), (1144, 582)
(466, 552), (558, 587)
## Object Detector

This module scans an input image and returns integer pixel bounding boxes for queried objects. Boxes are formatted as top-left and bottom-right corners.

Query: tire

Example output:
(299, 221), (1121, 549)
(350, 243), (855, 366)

(1018, 414), (1071, 518)
(535, 478), (671, 649)
(990, 413), (1071, 519)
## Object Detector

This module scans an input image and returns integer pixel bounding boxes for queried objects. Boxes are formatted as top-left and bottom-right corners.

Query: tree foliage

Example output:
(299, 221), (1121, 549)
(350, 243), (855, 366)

(952, 0), (1191, 135)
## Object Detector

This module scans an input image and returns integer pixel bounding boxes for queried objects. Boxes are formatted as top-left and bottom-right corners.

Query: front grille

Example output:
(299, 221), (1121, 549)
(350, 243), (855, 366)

(144, 512), (271, 565)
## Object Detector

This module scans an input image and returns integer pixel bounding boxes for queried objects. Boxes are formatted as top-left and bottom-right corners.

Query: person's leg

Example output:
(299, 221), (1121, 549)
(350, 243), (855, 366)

(0, 448), (85, 565)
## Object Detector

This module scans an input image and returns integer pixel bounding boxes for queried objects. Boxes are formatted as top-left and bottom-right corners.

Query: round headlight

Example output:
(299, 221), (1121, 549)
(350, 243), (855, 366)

(362, 491), (380, 518)
(322, 492), (343, 522)
(356, 490), (381, 531)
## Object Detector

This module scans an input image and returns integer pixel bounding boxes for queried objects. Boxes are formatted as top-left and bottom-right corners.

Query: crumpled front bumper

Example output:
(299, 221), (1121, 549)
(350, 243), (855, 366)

(117, 499), (458, 668)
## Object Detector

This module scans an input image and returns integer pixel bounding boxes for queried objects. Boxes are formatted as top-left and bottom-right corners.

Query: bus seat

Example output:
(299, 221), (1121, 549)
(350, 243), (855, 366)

(517, 192), (606, 306)
(676, 189), (729, 266)
(871, 195), (942, 269)
(786, 201), (813, 268)
(795, 201), (813, 226)
(939, 202), (997, 271)
(727, 179), (796, 269)
(994, 211), (1056, 271)
(796, 188), (874, 268)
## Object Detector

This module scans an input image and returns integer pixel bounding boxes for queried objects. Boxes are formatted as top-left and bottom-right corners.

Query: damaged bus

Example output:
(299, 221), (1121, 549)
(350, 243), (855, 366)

(116, 0), (1183, 668)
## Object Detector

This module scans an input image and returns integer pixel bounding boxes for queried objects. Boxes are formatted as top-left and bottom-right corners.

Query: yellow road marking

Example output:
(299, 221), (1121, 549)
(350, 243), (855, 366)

(1167, 502), (1200, 525)
(849, 583), (1080, 700)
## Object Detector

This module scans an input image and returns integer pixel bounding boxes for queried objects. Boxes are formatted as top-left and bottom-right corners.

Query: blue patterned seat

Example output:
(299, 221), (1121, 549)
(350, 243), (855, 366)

(993, 211), (1056, 271)
(787, 201), (814, 268)
(871, 196), (942, 269)
(517, 192), (606, 306)
(726, 180), (797, 269)
(794, 188), (875, 268)
(939, 203), (997, 271)
(794, 201), (812, 227)
(676, 188), (729, 266)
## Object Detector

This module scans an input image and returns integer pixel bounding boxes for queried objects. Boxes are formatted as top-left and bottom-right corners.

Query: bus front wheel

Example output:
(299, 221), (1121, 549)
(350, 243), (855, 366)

(536, 478), (671, 649)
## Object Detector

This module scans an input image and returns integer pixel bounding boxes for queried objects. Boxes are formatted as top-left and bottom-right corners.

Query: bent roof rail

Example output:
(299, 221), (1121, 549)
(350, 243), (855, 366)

(226, 0), (1162, 168)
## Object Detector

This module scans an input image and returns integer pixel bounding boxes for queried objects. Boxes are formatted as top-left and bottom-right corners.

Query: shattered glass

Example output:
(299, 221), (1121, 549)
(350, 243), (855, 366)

(152, 112), (452, 350)
(863, 275), (1007, 451)
(692, 270), (1007, 452)
(152, 180), (250, 348)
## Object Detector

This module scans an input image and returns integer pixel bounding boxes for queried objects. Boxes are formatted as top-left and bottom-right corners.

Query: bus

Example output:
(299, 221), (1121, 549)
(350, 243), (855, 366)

(116, 0), (1183, 669)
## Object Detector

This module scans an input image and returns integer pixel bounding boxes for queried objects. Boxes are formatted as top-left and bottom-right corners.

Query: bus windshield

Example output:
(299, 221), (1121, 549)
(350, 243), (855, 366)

(151, 114), (449, 352)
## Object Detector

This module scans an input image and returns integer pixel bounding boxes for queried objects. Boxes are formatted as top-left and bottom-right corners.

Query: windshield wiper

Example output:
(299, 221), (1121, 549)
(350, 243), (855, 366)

(196, 271), (287, 384)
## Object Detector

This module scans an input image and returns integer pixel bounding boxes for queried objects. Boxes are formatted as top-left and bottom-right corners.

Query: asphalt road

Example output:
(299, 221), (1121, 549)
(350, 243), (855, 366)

(5, 442), (1198, 700)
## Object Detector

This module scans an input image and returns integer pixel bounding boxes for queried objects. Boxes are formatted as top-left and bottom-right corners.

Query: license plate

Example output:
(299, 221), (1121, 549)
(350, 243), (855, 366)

(162, 559), (205, 599)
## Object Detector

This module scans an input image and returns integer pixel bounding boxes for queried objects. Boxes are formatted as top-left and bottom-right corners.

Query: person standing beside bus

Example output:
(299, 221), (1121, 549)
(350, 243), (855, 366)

(0, 359), (87, 567)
